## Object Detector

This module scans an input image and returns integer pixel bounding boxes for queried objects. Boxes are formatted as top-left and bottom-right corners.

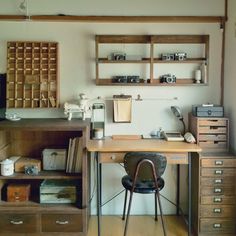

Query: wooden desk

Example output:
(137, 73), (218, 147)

(87, 138), (202, 236)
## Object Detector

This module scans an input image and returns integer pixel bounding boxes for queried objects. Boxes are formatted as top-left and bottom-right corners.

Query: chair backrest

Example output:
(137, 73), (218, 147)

(124, 152), (167, 181)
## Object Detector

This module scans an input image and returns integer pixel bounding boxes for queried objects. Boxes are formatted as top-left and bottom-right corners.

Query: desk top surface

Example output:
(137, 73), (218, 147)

(87, 138), (202, 153)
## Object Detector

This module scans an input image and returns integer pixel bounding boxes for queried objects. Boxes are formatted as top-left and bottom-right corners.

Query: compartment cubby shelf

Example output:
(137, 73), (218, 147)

(7, 41), (59, 108)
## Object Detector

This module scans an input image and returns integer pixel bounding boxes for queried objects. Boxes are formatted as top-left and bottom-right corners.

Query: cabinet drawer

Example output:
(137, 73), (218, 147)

(200, 205), (236, 218)
(200, 176), (235, 186)
(201, 196), (236, 205)
(41, 213), (82, 232)
(201, 168), (235, 177)
(198, 126), (227, 134)
(201, 158), (236, 167)
(199, 141), (227, 149)
(200, 218), (236, 234)
(200, 186), (235, 195)
(0, 213), (37, 233)
(199, 134), (227, 141)
(198, 119), (227, 127)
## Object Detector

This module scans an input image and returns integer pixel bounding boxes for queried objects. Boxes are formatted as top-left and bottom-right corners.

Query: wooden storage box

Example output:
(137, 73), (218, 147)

(40, 180), (77, 204)
(7, 184), (30, 202)
(14, 157), (41, 173)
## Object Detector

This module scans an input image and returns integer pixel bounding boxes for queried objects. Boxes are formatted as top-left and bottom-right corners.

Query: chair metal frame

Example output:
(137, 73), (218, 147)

(122, 153), (167, 236)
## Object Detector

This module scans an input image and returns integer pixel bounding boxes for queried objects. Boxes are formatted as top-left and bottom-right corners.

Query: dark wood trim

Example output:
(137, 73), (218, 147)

(0, 15), (225, 23)
(220, 0), (228, 106)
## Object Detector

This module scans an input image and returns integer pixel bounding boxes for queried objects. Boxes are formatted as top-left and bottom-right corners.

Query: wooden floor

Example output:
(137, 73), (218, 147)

(87, 215), (188, 236)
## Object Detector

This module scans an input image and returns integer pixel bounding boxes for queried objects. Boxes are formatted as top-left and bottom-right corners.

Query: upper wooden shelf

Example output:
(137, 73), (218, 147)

(0, 15), (225, 23)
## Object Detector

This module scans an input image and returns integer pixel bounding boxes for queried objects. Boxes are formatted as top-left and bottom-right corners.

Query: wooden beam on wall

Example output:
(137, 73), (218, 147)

(0, 15), (225, 23)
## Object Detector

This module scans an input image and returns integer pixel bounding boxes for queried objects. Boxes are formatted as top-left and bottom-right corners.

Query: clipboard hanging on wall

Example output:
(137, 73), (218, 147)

(113, 95), (132, 123)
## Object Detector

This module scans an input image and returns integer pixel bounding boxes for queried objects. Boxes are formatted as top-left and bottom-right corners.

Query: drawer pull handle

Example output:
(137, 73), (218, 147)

(213, 223), (222, 228)
(214, 188), (222, 193)
(214, 197), (222, 203)
(215, 170), (223, 175)
(213, 208), (221, 213)
(215, 160), (223, 165)
(111, 155), (116, 160)
(56, 220), (69, 225)
(10, 220), (23, 225)
(214, 179), (222, 184)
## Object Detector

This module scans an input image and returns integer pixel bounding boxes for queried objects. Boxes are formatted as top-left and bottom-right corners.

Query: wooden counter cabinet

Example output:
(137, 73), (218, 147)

(0, 118), (90, 236)
(191, 154), (236, 236)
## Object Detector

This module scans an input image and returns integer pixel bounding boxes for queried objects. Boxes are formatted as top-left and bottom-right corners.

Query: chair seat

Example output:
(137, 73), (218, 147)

(122, 175), (165, 194)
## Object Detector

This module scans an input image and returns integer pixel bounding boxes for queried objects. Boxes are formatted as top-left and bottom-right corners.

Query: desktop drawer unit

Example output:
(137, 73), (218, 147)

(189, 114), (229, 153)
(192, 154), (236, 236)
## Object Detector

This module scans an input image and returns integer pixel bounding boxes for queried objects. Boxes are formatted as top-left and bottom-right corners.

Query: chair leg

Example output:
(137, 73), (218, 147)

(156, 190), (167, 236)
(155, 192), (158, 221)
(124, 191), (134, 236)
(122, 189), (128, 220)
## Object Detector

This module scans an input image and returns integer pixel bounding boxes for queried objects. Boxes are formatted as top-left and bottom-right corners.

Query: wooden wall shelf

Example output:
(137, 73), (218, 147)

(6, 41), (59, 108)
(0, 15), (225, 23)
(95, 34), (209, 86)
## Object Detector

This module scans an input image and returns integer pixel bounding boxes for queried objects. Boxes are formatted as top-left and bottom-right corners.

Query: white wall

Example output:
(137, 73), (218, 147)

(0, 0), (224, 215)
(224, 0), (236, 153)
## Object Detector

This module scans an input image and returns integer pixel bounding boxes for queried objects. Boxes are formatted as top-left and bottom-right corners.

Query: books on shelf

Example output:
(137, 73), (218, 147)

(66, 137), (83, 173)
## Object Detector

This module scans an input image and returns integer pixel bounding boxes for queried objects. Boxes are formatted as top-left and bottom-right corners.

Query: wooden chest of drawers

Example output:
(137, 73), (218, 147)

(189, 114), (229, 153)
(192, 154), (236, 236)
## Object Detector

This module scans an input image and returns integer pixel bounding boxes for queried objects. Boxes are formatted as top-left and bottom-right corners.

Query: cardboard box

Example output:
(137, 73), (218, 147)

(40, 180), (77, 204)
(14, 157), (41, 173)
(7, 184), (30, 202)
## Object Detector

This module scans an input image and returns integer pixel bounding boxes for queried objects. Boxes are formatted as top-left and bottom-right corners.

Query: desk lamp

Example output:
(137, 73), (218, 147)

(171, 106), (186, 135)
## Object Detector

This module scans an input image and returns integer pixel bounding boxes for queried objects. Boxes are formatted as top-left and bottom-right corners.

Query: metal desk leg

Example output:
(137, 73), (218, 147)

(176, 164), (180, 216)
(96, 152), (102, 236)
(188, 153), (192, 236)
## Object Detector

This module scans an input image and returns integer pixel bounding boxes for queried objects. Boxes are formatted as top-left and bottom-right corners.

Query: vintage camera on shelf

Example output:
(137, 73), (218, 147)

(174, 52), (187, 61)
(24, 165), (40, 175)
(111, 52), (126, 61)
(112, 76), (127, 83)
(161, 53), (175, 61)
(127, 76), (140, 83)
(160, 74), (176, 84)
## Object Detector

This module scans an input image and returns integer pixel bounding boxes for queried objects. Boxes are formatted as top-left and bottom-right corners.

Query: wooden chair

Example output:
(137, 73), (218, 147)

(121, 152), (167, 236)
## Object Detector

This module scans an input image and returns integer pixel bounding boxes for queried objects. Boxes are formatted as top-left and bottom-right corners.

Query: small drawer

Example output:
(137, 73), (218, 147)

(199, 141), (227, 149)
(41, 213), (82, 232)
(200, 186), (235, 196)
(201, 158), (236, 168)
(201, 168), (235, 177)
(200, 205), (236, 218)
(198, 119), (228, 127)
(198, 126), (227, 134)
(200, 176), (235, 186)
(200, 218), (236, 234)
(198, 134), (227, 141)
(0, 213), (37, 233)
(201, 196), (236, 205)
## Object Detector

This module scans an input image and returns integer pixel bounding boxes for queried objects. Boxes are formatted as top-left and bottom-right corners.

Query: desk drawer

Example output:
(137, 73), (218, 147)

(201, 168), (235, 177)
(0, 213), (37, 233)
(200, 186), (235, 195)
(199, 134), (227, 141)
(41, 213), (82, 232)
(201, 158), (236, 167)
(198, 126), (227, 134)
(200, 205), (236, 218)
(201, 196), (236, 205)
(200, 218), (236, 234)
(99, 152), (188, 164)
